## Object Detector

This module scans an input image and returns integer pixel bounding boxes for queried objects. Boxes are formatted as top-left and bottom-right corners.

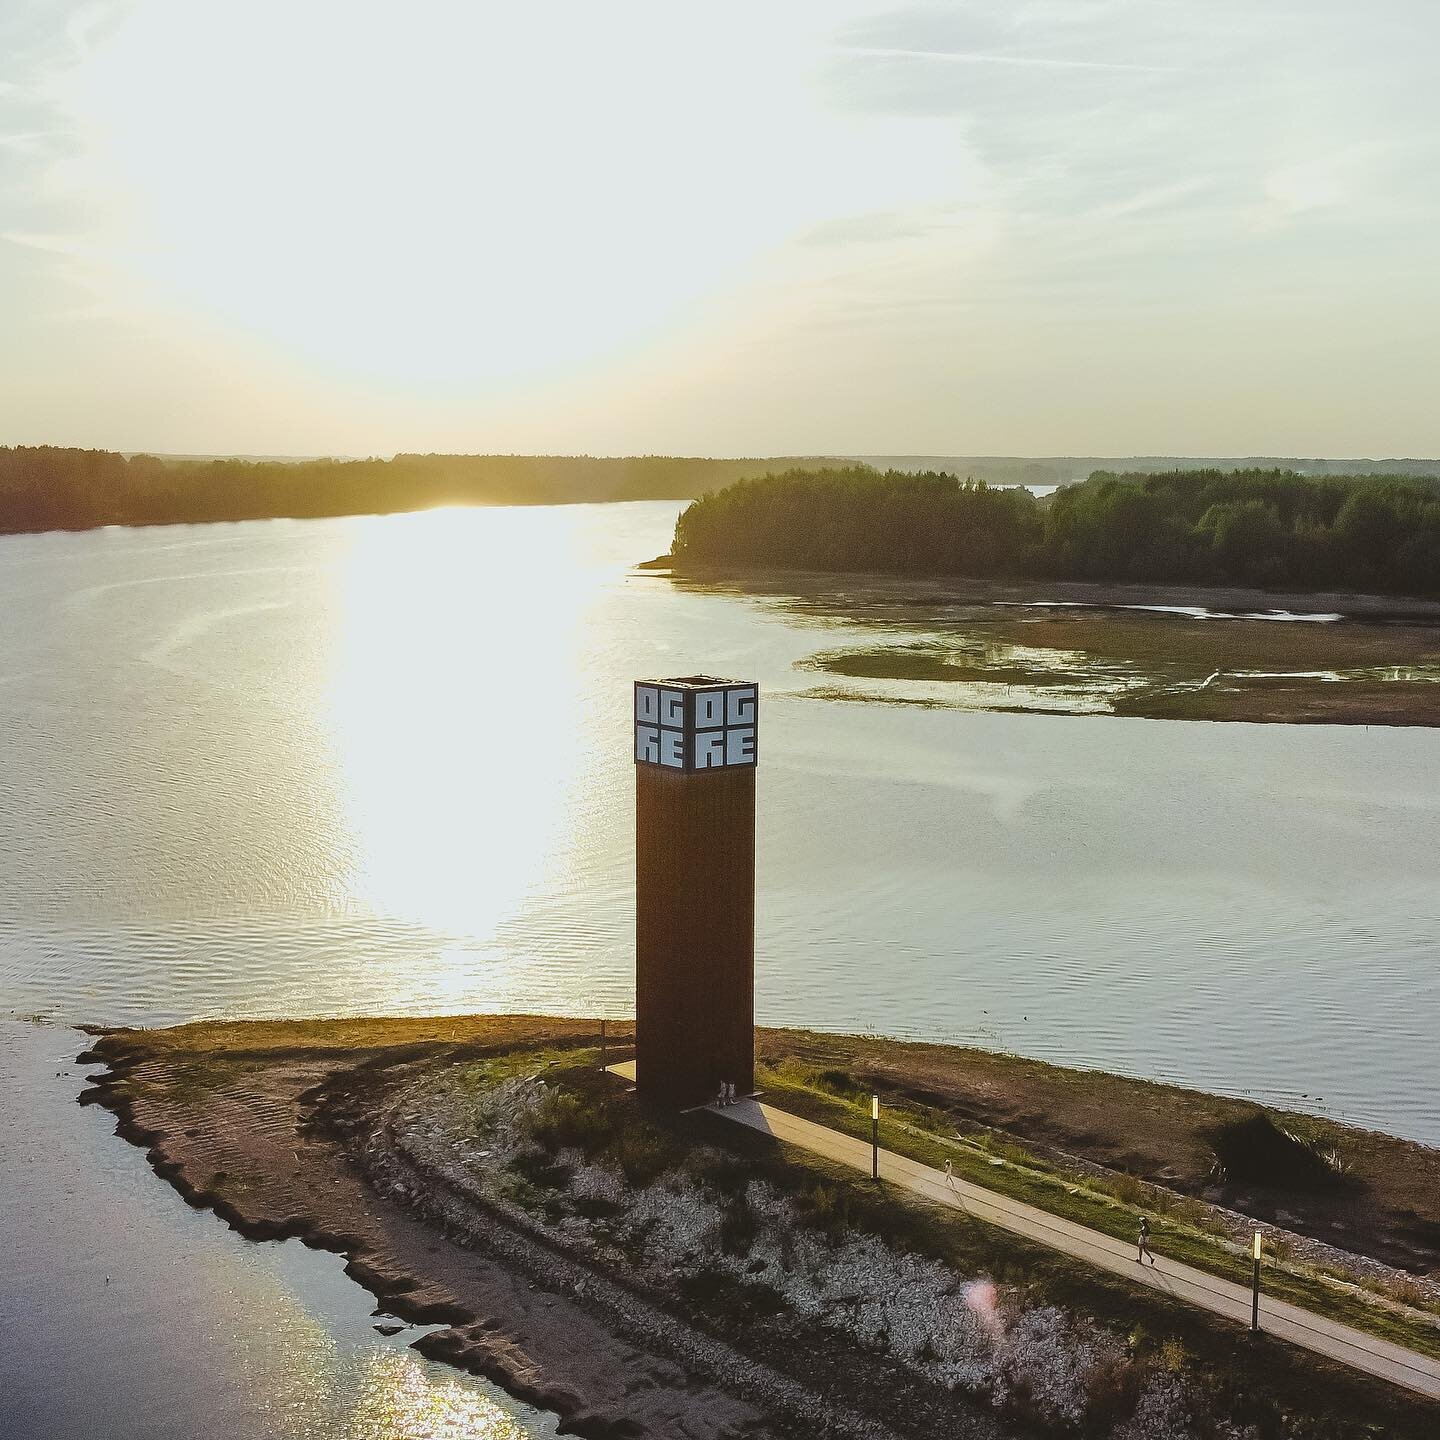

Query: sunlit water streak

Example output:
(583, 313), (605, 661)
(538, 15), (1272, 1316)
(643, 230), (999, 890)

(1, 1021), (559, 1440)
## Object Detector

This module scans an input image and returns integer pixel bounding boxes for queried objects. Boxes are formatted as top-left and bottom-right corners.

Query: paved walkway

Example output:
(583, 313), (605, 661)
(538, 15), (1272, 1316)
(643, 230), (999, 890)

(606, 1063), (1440, 1401)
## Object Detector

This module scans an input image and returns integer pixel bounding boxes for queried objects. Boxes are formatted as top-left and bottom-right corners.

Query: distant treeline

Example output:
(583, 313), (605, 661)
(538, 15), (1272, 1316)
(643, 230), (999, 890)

(0, 447), (831, 535)
(672, 467), (1440, 595)
(851, 454), (1440, 488)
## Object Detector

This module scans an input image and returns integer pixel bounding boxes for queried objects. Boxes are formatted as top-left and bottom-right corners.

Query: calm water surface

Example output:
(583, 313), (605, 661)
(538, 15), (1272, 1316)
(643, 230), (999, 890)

(3, 502), (1438, 1438)
(1, 1021), (558, 1440)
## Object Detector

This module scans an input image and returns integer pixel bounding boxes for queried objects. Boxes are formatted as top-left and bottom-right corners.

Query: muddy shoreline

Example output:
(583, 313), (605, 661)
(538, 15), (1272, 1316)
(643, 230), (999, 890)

(76, 1017), (1440, 1439)
(75, 1020), (655, 1437)
(640, 561), (1440, 725)
(646, 558), (1440, 624)
(76, 1017), (963, 1440)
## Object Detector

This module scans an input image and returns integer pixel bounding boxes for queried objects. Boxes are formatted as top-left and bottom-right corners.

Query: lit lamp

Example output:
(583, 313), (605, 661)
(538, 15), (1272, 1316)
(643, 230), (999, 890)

(871, 1094), (880, 1181)
(1251, 1231), (1262, 1334)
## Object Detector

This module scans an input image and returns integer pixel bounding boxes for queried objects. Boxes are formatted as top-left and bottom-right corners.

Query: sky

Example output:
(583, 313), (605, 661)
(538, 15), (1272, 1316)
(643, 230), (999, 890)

(1, 0), (1437, 459)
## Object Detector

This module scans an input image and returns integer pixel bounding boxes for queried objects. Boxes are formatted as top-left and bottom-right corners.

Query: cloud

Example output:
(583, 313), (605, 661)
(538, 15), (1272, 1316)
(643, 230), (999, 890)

(0, 228), (89, 254)
(0, 130), (52, 154)
(838, 45), (1174, 73)
(1258, 146), (1375, 226)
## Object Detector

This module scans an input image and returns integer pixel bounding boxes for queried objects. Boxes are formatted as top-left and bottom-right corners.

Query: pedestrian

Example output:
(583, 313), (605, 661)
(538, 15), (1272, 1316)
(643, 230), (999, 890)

(1137, 1214), (1157, 1266)
(944, 1159), (955, 1189)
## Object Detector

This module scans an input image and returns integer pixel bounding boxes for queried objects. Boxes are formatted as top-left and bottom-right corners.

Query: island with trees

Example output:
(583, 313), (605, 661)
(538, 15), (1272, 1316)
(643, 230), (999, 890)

(670, 467), (1440, 598)
(659, 467), (1440, 728)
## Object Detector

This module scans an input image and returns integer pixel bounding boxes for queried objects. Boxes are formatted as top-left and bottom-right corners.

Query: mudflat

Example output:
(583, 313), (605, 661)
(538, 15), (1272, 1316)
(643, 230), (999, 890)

(660, 563), (1440, 725)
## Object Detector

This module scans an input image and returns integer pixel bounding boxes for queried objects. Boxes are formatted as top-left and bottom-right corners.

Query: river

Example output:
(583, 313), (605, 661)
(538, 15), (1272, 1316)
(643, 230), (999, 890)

(3, 501), (1437, 1438)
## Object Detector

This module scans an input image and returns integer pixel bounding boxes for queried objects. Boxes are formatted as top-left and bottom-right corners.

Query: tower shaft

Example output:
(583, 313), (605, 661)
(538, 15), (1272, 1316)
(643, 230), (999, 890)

(632, 675), (759, 1107)
(635, 764), (755, 1105)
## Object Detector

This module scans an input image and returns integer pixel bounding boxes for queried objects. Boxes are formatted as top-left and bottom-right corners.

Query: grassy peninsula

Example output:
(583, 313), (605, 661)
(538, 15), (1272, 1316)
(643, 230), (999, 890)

(80, 1017), (1440, 1440)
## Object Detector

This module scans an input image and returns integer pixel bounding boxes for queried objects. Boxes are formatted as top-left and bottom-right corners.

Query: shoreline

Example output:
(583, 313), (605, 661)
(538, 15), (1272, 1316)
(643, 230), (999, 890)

(644, 557), (1440, 623)
(76, 1017), (912, 1440)
(76, 1017), (793, 1440)
(76, 1016), (1440, 1439)
(642, 560), (1440, 726)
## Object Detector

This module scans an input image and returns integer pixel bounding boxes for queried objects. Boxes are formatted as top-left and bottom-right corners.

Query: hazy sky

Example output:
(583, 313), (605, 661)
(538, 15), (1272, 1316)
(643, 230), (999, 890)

(2, 1), (1436, 458)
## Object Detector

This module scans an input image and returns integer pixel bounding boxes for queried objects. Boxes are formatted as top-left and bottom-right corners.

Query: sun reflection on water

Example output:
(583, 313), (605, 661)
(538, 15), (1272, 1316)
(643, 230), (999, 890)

(350, 1350), (538, 1440)
(328, 507), (608, 949)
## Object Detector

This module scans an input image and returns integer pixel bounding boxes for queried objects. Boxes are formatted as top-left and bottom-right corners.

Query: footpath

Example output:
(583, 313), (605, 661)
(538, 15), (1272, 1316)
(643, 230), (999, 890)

(607, 1062), (1440, 1401)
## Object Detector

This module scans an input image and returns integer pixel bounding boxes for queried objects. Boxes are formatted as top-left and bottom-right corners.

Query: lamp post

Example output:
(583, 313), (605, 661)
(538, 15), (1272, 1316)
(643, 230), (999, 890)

(1251, 1231), (1262, 1335)
(871, 1094), (880, 1181)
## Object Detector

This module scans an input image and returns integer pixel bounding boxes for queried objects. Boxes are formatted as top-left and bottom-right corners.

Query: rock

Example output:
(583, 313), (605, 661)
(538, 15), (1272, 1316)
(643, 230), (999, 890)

(373, 1323), (405, 1336)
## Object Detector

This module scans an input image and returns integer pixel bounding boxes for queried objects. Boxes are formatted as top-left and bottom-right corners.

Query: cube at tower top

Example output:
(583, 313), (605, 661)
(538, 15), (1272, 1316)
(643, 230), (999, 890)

(634, 676), (758, 773)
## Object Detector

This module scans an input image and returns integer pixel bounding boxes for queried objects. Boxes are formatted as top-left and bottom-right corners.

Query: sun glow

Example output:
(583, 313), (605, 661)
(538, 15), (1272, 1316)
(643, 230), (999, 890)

(43, 0), (971, 383)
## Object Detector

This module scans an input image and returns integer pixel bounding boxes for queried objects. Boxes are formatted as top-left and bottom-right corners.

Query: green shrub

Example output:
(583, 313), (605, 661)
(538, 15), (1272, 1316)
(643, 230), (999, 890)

(1108, 1172), (1150, 1208)
(529, 1089), (613, 1154)
(614, 1126), (672, 1186)
(511, 1147), (575, 1189)
(792, 1181), (851, 1241)
(690, 1151), (752, 1196)
(719, 1194), (760, 1255)
(1209, 1113), (1347, 1192)
(815, 1067), (868, 1101)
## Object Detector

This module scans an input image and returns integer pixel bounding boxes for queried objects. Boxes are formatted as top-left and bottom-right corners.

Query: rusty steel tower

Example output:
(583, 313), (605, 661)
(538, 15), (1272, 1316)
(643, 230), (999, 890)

(633, 675), (757, 1107)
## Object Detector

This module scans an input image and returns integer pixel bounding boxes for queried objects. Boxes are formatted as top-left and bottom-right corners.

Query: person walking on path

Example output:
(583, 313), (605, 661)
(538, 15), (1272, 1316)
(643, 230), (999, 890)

(1137, 1215), (1157, 1265)
(944, 1159), (956, 1190)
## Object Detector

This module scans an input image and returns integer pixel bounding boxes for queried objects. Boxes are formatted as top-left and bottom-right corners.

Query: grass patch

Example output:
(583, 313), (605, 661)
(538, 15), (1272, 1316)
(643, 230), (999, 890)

(803, 642), (1096, 688)
(787, 608), (1440, 725)
(523, 1078), (680, 1186)
(755, 1061), (1440, 1363)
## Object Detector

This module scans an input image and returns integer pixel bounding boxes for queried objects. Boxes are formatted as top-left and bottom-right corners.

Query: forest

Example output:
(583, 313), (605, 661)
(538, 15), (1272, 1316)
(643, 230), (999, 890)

(0, 448), (818, 534)
(672, 466), (1440, 596)
(6, 447), (1438, 595)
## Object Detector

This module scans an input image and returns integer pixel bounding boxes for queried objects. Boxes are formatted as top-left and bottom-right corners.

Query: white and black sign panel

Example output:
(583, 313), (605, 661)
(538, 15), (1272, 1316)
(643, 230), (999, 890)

(635, 680), (758, 772)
